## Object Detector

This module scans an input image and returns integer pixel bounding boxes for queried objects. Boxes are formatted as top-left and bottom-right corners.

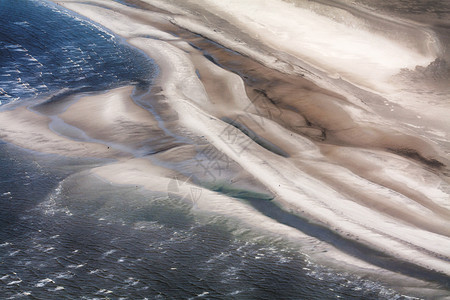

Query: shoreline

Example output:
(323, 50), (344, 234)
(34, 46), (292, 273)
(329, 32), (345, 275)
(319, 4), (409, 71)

(2, 0), (449, 297)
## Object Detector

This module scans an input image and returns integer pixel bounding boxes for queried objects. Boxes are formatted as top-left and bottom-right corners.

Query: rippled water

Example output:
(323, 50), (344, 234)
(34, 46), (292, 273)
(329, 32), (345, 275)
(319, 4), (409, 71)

(0, 0), (425, 298)
(0, 0), (154, 106)
(0, 142), (407, 299)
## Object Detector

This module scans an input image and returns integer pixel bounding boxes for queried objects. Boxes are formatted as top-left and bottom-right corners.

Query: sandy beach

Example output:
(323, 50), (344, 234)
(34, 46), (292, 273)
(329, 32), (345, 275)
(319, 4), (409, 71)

(1, 0), (449, 297)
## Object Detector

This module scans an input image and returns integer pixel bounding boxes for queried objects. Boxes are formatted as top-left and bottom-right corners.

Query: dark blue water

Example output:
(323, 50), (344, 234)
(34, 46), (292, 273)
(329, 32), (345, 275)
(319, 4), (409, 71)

(0, 0), (154, 106)
(0, 0), (417, 299)
(0, 143), (406, 299)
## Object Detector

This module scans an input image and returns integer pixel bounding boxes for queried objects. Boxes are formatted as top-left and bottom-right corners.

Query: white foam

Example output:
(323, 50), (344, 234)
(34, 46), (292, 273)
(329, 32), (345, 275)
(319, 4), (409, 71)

(196, 291), (210, 297)
(8, 250), (20, 256)
(7, 280), (23, 286)
(55, 271), (74, 279)
(35, 278), (54, 287)
(67, 264), (85, 269)
(96, 288), (114, 295)
(102, 249), (117, 258)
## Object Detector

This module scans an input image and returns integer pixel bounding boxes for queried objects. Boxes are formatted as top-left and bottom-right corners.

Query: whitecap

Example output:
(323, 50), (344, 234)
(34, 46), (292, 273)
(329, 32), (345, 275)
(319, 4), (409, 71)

(229, 290), (242, 296)
(8, 280), (22, 285)
(8, 250), (20, 256)
(196, 291), (209, 297)
(13, 21), (30, 26)
(35, 278), (54, 287)
(67, 264), (85, 269)
(101, 249), (117, 258)
(125, 277), (140, 286)
(43, 247), (55, 253)
(96, 288), (113, 295)
(55, 271), (74, 279)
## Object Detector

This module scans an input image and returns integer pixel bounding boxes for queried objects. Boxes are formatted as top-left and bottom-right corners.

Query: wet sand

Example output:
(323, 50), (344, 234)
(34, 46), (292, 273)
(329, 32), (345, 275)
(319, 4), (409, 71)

(2, 0), (449, 297)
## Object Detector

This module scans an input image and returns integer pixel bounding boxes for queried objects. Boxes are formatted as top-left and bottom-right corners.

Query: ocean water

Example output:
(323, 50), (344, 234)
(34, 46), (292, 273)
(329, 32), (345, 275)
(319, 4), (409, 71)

(0, 0), (153, 106)
(0, 142), (408, 299)
(0, 0), (428, 299)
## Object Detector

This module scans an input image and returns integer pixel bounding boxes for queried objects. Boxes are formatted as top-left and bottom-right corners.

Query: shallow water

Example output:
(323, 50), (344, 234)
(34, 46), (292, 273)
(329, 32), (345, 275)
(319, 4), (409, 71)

(0, 143), (408, 299)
